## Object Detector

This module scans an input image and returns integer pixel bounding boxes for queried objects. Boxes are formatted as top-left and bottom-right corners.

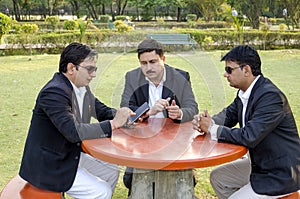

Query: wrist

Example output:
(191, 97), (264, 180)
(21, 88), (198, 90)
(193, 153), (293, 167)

(208, 119), (215, 133)
(110, 120), (118, 130)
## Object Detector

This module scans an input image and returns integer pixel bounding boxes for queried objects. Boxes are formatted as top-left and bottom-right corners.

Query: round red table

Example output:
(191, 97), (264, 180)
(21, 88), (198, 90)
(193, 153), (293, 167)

(82, 118), (247, 199)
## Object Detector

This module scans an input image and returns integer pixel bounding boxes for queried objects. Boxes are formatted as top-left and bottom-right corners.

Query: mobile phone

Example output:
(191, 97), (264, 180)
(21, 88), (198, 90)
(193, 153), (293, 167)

(128, 102), (150, 124)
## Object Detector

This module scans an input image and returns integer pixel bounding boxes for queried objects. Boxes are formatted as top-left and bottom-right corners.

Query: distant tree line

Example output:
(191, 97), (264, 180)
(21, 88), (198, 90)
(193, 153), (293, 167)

(1, 0), (300, 29)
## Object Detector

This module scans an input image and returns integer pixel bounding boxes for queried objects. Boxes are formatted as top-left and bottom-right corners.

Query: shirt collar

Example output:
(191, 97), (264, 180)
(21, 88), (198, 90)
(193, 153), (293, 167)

(69, 80), (87, 98)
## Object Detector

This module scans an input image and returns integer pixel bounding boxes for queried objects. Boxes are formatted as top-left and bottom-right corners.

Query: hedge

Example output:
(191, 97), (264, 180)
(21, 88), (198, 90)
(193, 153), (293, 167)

(2, 28), (300, 55)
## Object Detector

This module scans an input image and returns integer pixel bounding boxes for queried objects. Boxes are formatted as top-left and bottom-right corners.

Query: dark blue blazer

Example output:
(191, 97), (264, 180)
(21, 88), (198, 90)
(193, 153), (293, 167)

(19, 72), (116, 192)
(120, 64), (198, 122)
(214, 75), (300, 195)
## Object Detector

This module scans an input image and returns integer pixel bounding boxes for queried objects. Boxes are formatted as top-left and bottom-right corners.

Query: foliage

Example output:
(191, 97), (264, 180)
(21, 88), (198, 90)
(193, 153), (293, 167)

(115, 15), (127, 21)
(63, 20), (79, 30)
(281, 0), (300, 29)
(186, 14), (197, 22)
(45, 16), (60, 31)
(156, 17), (165, 25)
(202, 36), (214, 46)
(99, 15), (110, 23)
(11, 20), (21, 34)
(279, 23), (288, 31)
(260, 22), (271, 50)
(268, 18), (277, 25)
(113, 20), (133, 33)
(232, 0), (267, 29)
(0, 12), (12, 42)
(20, 23), (39, 34)
(77, 19), (91, 42)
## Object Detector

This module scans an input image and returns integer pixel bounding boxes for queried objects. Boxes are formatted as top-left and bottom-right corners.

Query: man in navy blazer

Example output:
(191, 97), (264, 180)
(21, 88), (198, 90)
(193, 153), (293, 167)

(19, 43), (133, 199)
(120, 39), (199, 195)
(193, 45), (300, 198)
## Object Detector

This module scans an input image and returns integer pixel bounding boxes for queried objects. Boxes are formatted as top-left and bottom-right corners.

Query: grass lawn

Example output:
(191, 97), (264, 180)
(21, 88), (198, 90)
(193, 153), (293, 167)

(1, 49), (299, 198)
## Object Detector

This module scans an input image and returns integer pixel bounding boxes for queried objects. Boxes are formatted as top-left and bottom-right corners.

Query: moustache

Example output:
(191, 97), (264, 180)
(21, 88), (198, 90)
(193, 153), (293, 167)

(146, 70), (155, 74)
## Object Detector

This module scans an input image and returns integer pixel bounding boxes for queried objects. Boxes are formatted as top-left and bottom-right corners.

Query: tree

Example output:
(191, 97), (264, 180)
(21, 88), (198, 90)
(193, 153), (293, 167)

(189, 0), (225, 21)
(12, 0), (21, 21)
(228, 0), (268, 29)
(281, 0), (300, 29)
(0, 12), (12, 42)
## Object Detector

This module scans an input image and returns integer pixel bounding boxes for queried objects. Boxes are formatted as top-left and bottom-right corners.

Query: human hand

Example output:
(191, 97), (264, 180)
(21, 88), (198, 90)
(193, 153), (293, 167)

(192, 110), (212, 134)
(137, 111), (149, 122)
(192, 114), (203, 133)
(111, 107), (135, 129)
(167, 100), (182, 119)
(148, 97), (171, 116)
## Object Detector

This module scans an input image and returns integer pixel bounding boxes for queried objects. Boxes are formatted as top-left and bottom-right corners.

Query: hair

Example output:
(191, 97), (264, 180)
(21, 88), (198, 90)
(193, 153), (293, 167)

(221, 45), (262, 76)
(59, 42), (98, 73)
(137, 39), (164, 59)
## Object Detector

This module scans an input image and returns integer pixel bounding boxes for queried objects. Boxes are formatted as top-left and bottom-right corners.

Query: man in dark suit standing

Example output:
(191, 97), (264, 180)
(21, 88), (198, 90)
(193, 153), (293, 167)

(193, 45), (300, 198)
(120, 38), (199, 195)
(19, 42), (133, 199)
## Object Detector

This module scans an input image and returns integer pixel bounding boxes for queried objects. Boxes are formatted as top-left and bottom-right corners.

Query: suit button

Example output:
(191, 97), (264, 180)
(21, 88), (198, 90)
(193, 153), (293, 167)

(75, 156), (79, 160)
(77, 143), (81, 146)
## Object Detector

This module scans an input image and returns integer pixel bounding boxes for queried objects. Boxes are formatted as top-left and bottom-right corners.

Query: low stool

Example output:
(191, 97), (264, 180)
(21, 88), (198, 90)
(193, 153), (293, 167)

(0, 175), (62, 199)
(278, 191), (300, 199)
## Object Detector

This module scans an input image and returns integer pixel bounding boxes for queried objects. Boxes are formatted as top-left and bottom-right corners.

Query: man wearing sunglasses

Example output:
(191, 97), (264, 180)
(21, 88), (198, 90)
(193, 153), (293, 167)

(19, 42), (134, 199)
(192, 45), (300, 198)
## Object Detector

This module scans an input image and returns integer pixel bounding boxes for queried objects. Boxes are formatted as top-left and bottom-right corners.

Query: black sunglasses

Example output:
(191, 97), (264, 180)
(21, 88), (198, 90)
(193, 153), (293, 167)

(225, 65), (245, 74)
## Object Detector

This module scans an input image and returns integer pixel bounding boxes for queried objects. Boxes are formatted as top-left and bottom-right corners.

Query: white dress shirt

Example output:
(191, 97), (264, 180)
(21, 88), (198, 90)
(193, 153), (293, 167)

(210, 75), (261, 141)
(147, 68), (166, 118)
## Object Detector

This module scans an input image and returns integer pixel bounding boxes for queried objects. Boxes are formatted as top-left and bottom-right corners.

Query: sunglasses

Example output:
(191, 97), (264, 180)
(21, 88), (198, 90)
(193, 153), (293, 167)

(225, 65), (245, 74)
(76, 65), (98, 74)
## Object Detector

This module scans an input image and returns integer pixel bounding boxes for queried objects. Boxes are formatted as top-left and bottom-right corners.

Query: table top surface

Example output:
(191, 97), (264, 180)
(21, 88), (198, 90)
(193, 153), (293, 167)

(82, 118), (247, 170)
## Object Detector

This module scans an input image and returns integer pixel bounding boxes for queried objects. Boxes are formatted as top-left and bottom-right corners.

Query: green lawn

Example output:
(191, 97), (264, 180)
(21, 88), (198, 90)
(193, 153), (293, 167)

(1, 50), (299, 198)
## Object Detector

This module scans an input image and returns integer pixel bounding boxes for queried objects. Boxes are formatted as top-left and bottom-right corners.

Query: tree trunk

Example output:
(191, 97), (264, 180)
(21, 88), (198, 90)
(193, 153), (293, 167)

(87, 0), (98, 19)
(12, 0), (21, 21)
(136, 4), (140, 21)
(177, 7), (182, 22)
(121, 0), (128, 15)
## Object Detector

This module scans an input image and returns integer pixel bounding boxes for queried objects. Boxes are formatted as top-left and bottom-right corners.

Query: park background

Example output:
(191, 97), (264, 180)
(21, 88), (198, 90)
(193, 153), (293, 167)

(1, 0), (300, 198)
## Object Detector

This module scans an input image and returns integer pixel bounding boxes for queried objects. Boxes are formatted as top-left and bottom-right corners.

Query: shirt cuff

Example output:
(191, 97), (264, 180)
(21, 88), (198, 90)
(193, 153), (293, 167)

(209, 122), (219, 141)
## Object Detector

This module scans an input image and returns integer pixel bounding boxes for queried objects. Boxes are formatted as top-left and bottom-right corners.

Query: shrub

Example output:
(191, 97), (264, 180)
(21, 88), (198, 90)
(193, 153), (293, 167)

(157, 17), (165, 24)
(77, 19), (91, 42)
(0, 12), (12, 41)
(99, 15), (110, 23)
(115, 15), (127, 21)
(11, 20), (21, 33)
(45, 16), (60, 30)
(279, 23), (287, 31)
(113, 20), (133, 32)
(268, 18), (277, 25)
(63, 19), (78, 30)
(20, 23), (39, 34)
(202, 36), (214, 46)
(186, 14), (197, 22)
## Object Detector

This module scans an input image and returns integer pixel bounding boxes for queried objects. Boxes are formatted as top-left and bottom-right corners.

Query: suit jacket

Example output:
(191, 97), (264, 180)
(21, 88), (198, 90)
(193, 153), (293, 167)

(19, 72), (116, 192)
(213, 75), (300, 195)
(120, 64), (198, 122)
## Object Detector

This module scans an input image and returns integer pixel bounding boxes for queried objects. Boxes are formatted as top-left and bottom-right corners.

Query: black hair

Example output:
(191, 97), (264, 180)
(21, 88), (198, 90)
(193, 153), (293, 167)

(59, 42), (98, 73)
(137, 39), (164, 59)
(221, 45), (262, 76)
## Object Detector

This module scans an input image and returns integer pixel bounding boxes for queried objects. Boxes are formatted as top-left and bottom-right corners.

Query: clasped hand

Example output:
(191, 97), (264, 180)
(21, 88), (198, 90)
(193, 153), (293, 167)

(192, 110), (212, 134)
